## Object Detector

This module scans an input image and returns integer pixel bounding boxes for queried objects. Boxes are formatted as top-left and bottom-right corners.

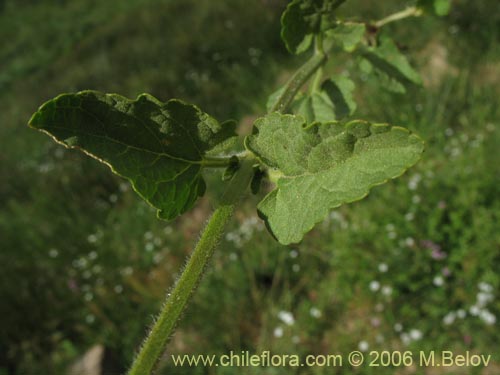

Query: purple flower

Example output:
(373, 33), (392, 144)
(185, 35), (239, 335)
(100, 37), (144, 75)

(431, 249), (447, 260)
(421, 240), (447, 260)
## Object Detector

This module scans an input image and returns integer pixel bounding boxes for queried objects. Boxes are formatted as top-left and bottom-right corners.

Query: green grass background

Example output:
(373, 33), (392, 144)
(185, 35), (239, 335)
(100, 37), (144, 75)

(0, 0), (499, 374)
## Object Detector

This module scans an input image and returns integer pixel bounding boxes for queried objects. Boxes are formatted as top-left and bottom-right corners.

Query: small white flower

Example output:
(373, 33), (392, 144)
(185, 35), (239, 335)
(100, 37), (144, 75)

(310, 307), (322, 318)
(289, 250), (299, 258)
(479, 310), (496, 325)
(48, 249), (59, 258)
(469, 305), (480, 316)
(478, 282), (493, 293)
(330, 211), (343, 221)
(114, 285), (123, 294)
(87, 234), (98, 243)
(477, 292), (493, 307)
(409, 329), (423, 341)
(358, 341), (369, 351)
(400, 333), (410, 345)
(405, 237), (415, 247)
(394, 323), (403, 332)
(457, 309), (466, 319)
(443, 312), (456, 325)
(273, 327), (284, 338)
(378, 263), (388, 273)
(121, 267), (133, 276)
(278, 311), (295, 326)
(408, 173), (421, 189)
(388, 231), (397, 239)
(369, 281), (380, 292)
(405, 212), (415, 221)
(433, 276), (444, 287)
(381, 285), (393, 296)
(292, 264), (300, 272)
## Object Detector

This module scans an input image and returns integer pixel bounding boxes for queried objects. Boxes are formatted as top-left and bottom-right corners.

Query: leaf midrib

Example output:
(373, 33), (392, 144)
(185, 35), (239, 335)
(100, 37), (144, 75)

(41, 124), (205, 165)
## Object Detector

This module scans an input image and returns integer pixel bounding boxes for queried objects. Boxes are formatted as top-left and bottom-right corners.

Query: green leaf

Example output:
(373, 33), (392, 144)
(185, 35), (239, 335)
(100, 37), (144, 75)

(321, 76), (356, 118)
(29, 91), (236, 220)
(245, 113), (424, 244)
(295, 76), (356, 122)
(361, 36), (422, 93)
(326, 21), (366, 52)
(417, 0), (452, 16)
(281, 0), (347, 54)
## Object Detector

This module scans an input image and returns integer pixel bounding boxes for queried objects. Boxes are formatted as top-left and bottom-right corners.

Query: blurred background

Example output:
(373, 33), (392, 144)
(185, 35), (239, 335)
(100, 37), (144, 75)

(0, 0), (499, 374)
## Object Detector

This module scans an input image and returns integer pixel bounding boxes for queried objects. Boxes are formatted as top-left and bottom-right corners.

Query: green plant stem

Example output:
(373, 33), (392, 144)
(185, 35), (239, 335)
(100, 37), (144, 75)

(128, 157), (255, 375)
(374, 6), (423, 28)
(270, 49), (327, 113)
(129, 30), (329, 373)
(309, 66), (323, 94)
(201, 155), (236, 168)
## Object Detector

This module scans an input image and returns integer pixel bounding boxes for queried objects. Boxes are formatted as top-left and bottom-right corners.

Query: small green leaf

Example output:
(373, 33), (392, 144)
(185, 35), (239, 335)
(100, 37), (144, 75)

(29, 91), (236, 220)
(281, 0), (347, 54)
(417, 0), (452, 16)
(326, 21), (366, 52)
(245, 113), (424, 244)
(361, 36), (422, 93)
(321, 76), (356, 119)
(295, 76), (356, 122)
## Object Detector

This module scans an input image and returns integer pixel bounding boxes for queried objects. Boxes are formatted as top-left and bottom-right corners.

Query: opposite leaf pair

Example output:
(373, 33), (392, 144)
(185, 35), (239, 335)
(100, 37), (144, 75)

(29, 91), (424, 245)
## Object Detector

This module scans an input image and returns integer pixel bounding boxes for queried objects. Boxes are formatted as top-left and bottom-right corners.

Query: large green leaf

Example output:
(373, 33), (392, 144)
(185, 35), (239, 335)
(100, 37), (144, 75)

(29, 91), (236, 220)
(245, 113), (424, 244)
(361, 36), (422, 93)
(281, 0), (347, 54)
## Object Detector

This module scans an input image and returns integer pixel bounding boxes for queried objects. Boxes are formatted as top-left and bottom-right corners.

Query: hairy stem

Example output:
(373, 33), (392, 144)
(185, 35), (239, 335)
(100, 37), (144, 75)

(373, 6), (423, 28)
(128, 157), (255, 375)
(270, 49), (327, 113)
(129, 28), (330, 374)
